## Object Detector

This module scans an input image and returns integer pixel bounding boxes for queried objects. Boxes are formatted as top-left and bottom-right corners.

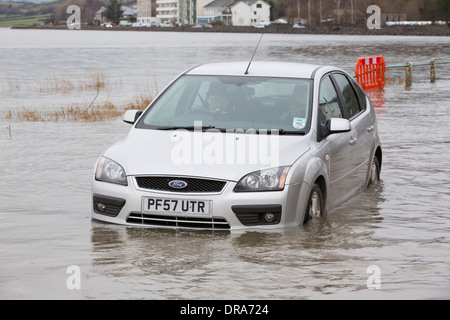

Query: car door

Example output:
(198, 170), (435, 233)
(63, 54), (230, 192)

(317, 74), (355, 207)
(332, 73), (372, 190)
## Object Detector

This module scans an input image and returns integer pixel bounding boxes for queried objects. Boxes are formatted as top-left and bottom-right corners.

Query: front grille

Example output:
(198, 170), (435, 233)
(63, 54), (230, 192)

(135, 176), (227, 193)
(127, 213), (230, 230)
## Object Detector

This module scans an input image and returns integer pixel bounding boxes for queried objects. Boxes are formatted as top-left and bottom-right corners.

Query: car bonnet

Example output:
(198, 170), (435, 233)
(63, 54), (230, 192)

(102, 128), (310, 182)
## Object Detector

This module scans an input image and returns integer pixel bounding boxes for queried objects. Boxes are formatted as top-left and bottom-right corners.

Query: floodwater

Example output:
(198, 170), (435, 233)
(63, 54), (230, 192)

(0, 28), (449, 300)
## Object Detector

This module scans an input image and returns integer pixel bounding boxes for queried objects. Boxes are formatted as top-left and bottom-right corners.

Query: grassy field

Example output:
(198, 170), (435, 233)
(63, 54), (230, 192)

(0, 13), (52, 27)
(0, 0), (59, 27)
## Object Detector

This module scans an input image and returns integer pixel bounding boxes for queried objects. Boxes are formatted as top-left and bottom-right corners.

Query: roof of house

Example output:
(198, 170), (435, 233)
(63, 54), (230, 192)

(121, 6), (137, 16)
(238, 0), (260, 6)
(96, 7), (107, 15)
(204, 0), (235, 8)
(205, 0), (270, 9)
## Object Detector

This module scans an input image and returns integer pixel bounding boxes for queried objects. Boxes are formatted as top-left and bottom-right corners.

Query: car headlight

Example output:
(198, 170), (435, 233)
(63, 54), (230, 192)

(95, 156), (128, 186)
(234, 166), (290, 192)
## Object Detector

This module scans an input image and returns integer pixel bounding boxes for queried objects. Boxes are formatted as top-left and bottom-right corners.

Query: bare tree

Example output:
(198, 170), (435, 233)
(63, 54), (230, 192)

(307, 0), (313, 24)
(348, 0), (355, 24)
(333, 0), (341, 24)
(354, 0), (373, 25)
(319, 0), (323, 24)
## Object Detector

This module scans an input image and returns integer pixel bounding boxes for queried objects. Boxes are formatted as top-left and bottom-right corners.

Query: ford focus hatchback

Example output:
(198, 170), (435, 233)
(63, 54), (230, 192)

(92, 61), (382, 230)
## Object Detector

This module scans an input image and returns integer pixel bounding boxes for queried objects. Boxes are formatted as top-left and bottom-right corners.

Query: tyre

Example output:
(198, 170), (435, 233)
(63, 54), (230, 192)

(303, 183), (324, 225)
(368, 156), (380, 187)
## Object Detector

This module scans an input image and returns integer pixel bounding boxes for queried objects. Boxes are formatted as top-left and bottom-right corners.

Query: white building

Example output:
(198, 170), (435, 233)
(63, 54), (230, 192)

(231, 0), (270, 26)
(198, 0), (270, 26)
(156, 0), (179, 23)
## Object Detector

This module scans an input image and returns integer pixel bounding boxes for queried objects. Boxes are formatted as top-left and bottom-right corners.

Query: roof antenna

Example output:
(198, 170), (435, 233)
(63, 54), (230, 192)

(245, 33), (264, 75)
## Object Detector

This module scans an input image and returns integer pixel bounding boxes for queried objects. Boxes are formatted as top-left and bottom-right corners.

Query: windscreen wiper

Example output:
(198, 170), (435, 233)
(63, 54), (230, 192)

(250, 129), (306, 135)
(276, 129), (306, 135)
(157, 125), (227, 132)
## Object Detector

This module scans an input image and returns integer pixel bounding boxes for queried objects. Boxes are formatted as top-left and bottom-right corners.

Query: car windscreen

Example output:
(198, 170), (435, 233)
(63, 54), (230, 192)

(136, 75), (312, 134)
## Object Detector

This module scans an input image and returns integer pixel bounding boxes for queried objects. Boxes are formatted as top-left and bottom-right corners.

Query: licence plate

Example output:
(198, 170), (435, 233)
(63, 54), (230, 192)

(142, 197), (211, 215)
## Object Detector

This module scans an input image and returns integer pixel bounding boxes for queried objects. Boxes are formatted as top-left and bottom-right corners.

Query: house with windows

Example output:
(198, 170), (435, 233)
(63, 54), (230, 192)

(94, 6), (108, 25)
(231, 0), (270, 26)
(156, 0), (179, 24)
(180, 0), (197, 25)
(197, 0), (270, 26)
(121, 4), (138, 19)
(135, 0), (270, 26)
(197, 0), (229, 25)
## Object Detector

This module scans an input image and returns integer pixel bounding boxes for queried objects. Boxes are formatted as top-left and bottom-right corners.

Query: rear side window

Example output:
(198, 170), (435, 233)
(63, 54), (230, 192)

(352, 79), (367, 111)
(333, 73), (361, 119)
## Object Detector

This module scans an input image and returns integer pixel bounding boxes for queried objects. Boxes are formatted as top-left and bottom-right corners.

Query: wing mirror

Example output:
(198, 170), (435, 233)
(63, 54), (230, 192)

(123, 110), (143, 124)
(319, 118), (351, 140)
(327, 118), (351, 133)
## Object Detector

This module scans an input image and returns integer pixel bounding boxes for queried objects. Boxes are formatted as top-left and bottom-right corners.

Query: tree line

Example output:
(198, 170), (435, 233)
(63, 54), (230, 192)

(270, 0), (449, 25)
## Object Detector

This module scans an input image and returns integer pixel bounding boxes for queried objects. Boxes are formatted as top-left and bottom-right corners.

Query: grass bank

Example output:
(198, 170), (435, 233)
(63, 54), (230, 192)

(3, 96), (152, 122)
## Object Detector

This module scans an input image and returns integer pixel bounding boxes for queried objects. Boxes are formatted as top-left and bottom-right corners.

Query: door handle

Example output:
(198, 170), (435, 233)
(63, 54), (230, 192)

(349, 137), (357, 146)
(367, 125), (374, 133)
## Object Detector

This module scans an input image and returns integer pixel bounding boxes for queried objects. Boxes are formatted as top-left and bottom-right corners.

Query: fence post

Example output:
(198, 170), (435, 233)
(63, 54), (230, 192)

(430, 58), (436, 83)
(405, 61), (412, 88)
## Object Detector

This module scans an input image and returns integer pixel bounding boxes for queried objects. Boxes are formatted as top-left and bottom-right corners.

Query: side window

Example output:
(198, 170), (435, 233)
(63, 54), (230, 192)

(333, 73), (361, 119)
(352, 79), (367, 111)
(319, 75), (343, 125)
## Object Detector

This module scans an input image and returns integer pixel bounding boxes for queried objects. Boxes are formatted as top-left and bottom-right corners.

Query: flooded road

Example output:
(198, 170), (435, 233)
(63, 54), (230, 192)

(0, 29), (449, 299)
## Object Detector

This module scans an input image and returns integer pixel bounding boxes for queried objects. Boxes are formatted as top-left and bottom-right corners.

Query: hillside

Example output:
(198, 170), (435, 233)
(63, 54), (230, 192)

(0, 0), (62, 27)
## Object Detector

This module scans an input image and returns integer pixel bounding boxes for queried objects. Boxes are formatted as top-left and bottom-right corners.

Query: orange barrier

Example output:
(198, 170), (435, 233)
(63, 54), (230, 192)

(355, 56), (386, 90)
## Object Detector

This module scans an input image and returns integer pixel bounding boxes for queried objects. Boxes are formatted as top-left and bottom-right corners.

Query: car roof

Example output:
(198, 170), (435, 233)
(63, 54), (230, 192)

(185, 61), (326, 79)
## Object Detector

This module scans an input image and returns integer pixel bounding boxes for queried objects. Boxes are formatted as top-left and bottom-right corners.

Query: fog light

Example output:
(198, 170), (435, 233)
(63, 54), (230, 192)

(263, 212), (276, 223)
(97, 202), (107, 212)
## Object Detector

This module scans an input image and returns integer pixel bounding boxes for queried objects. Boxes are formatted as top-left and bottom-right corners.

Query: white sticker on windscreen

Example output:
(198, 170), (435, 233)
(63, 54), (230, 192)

(292, 118), (306, 129)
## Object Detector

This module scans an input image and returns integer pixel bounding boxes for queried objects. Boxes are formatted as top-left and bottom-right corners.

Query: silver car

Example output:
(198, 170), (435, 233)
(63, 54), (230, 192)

(92, 61), (382, 230)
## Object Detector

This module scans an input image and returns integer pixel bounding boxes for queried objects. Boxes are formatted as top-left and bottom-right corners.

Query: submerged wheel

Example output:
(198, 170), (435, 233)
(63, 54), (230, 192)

(303, 183), (324, 225)
(368, 157), (380, 187)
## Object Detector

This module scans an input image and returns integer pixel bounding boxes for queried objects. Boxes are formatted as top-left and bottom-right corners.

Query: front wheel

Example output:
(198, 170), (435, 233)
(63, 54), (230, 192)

(303, 183), (324, 225)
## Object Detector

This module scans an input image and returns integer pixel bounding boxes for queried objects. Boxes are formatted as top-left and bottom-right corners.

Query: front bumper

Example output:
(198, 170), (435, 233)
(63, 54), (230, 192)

(91, 175), (305, 231)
